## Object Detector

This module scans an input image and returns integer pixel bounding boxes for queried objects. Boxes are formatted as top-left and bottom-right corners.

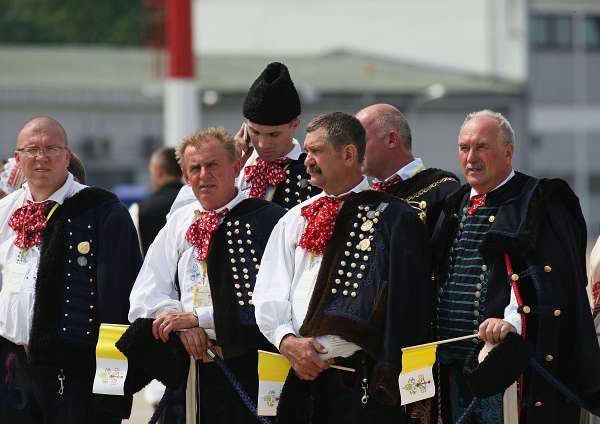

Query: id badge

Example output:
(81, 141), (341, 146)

(1, 262), (31, 294)
(193, 284), (212, 308)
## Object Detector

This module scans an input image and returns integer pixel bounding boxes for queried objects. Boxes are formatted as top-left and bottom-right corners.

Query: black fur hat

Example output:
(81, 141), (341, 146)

(243, 62), (301, 125)
(463, 332), (532, 398)
(115, 318), (190, 395)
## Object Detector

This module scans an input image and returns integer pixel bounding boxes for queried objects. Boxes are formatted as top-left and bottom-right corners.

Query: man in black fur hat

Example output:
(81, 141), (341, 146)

(253, 112), (432, 424)
(356, 103), (459, 235)
(0, 116), (142, 423)
(434, 110), (600, 423)
(129, 127), (285, 423)
(168, 62), (320, 215)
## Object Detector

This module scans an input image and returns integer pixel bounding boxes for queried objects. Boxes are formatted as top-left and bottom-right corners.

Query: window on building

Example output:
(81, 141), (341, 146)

(531, 14), (573, 50)
(586, 16), (600, 49)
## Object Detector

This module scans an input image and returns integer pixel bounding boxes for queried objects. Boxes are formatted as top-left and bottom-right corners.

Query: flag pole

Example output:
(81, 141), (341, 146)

(402, 334), (479, 352)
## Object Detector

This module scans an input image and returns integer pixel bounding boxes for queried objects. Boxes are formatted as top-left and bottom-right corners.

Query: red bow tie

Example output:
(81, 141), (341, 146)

(8, 200), (57, 249)
(245, 158), (291, 198)
(185, 209), (229, 260)
(372, 174), (402, 192)
(467, 194), (486, 215)
(298, 195), (347, 255)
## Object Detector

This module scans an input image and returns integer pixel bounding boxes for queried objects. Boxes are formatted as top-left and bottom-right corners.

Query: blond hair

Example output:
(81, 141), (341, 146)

(176, 127), (239, 168)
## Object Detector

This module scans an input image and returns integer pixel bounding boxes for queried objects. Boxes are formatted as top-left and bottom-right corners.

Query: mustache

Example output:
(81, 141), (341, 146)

(466, 162), (484, 171)
(306, 165), (322, 175)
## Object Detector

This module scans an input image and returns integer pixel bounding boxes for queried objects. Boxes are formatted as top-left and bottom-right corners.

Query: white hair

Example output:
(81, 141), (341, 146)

(460, 109), (515, 145)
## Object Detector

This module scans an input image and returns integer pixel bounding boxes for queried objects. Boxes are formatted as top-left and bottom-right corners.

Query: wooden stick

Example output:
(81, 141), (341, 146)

(257, 350), (356, 373)
(402, 334), (479, 352)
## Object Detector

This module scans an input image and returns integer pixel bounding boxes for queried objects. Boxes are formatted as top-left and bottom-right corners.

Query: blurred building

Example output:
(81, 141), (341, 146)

(529, 0), (600, 233)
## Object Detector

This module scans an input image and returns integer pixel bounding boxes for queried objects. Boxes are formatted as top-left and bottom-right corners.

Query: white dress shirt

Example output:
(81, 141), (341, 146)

(129, 190), (247, 340)
(236, 139), (303, 201)
(0, 173), (86, 345)
(253, 177), (370, 360)
(374, 157), (426, 184)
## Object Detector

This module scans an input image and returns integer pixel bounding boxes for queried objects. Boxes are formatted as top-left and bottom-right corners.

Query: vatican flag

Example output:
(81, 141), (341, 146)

(257, 350), (291, 416)
(398, 344), (437, 406)
(93, 323), (129, 396)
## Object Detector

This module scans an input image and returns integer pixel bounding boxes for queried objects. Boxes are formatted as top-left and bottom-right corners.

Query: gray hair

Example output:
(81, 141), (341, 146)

(461, 109), (515, 145)
(375, 109), (412, 150)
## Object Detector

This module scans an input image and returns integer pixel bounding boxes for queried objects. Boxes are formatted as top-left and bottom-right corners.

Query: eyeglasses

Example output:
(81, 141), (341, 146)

(16, 145), (67, 158)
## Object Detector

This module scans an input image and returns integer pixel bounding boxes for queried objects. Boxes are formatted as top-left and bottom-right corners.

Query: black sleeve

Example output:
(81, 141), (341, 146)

(372, 207), (433, 404)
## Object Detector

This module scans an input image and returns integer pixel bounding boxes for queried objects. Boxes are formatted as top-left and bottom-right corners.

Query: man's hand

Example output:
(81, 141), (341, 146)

(279, 335), (329, 380)
(478, 318), (516, 344)
(234, 123), (254, 167)
(152, 311), (199, 343)
(179, 327), (212, 360)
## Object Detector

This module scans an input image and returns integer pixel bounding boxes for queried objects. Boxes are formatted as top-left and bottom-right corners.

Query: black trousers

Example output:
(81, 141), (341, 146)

(276, 353), (407, 424)
(196, 351), (260, 424)
(0, 337), (42, 423)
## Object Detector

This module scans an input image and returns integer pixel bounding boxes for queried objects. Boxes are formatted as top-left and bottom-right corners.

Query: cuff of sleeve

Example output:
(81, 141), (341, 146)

(194, 307), (214, 329)
(274, 324), (297, 351)
(503, 315), (522, 335)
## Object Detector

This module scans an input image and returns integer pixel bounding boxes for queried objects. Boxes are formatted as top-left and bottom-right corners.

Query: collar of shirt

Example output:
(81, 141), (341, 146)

(194, 189), (247, 217)
(24, 172), (83, 205)
(470, 169), (515, 198)
(373, 158), (425, 185)
(321, 176), (370, 199)
(245, 138), (302, 167)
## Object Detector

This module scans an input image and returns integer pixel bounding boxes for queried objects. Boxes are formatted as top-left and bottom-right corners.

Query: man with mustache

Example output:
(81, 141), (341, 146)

(168, 62), (320, 214)
(356, 103), (459, 235)
(129, 128), (285, 423)
(0, 116), (142, 423)
(253, 112), (432, 423)
(433, 110), (600, 423)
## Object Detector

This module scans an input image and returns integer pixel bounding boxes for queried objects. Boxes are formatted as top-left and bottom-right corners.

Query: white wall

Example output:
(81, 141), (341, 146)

(193, 0), (527, 81)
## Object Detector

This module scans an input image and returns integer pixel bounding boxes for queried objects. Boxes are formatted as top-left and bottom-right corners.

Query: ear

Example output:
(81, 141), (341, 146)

(343, 144), (358, 165)
(290, 118), (300, 131)
(505, 142), (514, 161)
(233, 158), (242, 176)
(388, 130), (403, 149)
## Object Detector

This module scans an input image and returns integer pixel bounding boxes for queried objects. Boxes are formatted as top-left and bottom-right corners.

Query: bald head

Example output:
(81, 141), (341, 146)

(356, 103), (414, 181)
(17, 116), (68, 149)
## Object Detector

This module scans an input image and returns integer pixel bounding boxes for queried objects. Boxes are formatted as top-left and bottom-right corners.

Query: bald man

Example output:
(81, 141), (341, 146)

(356, 104), (459, 235)
(0, 117), (142, 423)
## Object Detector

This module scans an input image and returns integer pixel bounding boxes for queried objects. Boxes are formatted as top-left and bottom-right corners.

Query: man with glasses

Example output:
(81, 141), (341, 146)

(0, 116), (142, 423)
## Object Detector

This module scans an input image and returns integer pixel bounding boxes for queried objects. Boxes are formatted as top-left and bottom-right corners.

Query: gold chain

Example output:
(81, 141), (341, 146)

(405, 177), (458, 202)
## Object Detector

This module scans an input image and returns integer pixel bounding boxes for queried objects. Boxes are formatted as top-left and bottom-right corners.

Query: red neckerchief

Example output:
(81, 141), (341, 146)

(244, 158), (291, 198)
(466, 194), (486, 215)
(185, 208), (229, 260)
(298, 195), (348, 255)
(372, 174), (401, 192)
(8, 200), (56, 249)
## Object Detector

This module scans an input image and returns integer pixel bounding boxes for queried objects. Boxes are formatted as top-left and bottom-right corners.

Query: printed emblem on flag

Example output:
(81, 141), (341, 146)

(398, 345), (437, 405)
(93, 324), (129, 396)
(257, 350), (291, 416)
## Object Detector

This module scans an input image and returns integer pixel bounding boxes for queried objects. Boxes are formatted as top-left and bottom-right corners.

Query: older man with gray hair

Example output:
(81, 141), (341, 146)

(433, 110), (600, 423)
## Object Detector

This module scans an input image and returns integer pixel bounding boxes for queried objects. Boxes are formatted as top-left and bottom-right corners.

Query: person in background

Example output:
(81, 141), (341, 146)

(0, 157), (26, 199)
(130, 147), (183, 255)
(356, 103), (459, 235)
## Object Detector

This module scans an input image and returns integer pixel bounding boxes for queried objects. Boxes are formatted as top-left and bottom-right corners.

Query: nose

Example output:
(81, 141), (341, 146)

(304, 152), (314, 168)
(465, 147), (477, 163)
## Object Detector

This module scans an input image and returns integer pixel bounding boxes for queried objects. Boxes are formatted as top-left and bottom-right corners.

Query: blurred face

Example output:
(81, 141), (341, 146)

(304, 128), (348, 194)
(357, 113), (385, 178)
(182, 138), (241, 210)
(15, 124), (71, 199)
(458, 116), (514, 194)
(247, 118), (299, 162)
(148, 154), (163, 192)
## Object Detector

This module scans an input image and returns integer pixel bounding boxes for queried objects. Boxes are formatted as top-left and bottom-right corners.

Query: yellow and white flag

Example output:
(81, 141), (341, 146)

(257, 350), (291, 416)
(93, 323), (129, 396)
(398, 345), (437, 405)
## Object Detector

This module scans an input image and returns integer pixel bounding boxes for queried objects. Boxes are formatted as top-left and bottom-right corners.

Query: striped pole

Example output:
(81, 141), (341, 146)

(164, 0), (199, 147)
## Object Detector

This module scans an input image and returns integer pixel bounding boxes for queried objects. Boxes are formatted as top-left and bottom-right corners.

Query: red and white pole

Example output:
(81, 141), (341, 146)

(164, 0), (199, 146)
